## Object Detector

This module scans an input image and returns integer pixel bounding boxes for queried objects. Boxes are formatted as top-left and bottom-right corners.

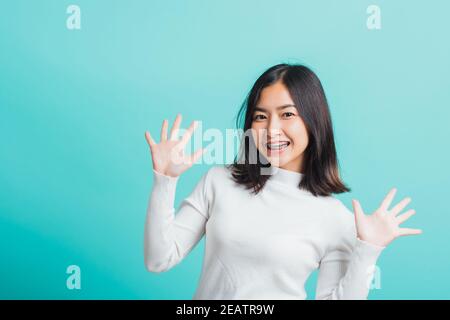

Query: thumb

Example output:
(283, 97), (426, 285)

(189, 147), (206, 165)
(352, 199), (365, 221)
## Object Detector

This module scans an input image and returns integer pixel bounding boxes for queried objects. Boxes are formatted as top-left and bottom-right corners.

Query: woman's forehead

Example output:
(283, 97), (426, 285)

(257, 83), (295, 108)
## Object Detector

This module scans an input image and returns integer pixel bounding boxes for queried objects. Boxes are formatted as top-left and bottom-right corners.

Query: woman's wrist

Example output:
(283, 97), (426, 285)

(152, 168), (180, 180)
(357, 236), (388, 249)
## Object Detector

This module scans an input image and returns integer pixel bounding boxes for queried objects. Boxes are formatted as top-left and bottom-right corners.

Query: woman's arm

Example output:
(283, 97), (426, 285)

(316, 188), (422, 299)
(144, 168), (211, 273)
(143, 113), (209, 273)
(315, 226), (385, 300)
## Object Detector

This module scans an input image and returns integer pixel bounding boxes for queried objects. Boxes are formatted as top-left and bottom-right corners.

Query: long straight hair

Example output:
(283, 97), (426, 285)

(226, 63), (350, 197)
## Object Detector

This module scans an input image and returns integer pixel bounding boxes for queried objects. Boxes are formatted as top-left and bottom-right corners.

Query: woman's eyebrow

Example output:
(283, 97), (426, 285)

(254, 104), (296, 112)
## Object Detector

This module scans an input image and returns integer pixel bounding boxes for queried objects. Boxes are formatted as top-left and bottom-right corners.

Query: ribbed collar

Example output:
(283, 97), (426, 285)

(267, 166), (304, 187)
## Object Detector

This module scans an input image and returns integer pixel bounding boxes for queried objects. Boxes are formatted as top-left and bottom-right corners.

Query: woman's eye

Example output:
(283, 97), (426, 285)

(283, 112), (295, 118)
(253, 114), (266, 120)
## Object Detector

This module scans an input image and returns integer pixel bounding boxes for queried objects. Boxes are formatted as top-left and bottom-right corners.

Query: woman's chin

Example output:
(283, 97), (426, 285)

(258, 149), (292, 167)
(267, 156), (287, 167)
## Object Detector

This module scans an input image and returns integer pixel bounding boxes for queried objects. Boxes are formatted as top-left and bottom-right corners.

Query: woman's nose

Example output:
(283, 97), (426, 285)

(267, 116), (282, 132)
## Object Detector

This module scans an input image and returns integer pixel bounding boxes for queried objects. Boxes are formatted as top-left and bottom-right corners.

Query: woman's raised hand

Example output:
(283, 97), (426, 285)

(352, 188), (423, 247)
(145, 114), (206, 178)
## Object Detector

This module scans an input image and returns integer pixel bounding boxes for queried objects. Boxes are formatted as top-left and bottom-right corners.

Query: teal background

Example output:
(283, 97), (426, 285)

(1, 0), (449, 299)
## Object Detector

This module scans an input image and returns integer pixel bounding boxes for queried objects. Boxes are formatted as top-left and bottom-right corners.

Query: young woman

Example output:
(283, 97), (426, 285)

(143, 63), (422, 300)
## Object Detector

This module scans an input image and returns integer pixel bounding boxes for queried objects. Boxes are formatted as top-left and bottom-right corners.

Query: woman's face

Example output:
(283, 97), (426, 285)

(250, 80), (309, 172)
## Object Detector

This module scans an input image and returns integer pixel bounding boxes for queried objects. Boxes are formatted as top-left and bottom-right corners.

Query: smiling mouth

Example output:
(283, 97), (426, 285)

(265, 142), (290, 150)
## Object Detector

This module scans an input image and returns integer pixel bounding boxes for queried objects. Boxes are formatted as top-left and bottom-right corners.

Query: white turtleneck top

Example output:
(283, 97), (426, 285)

(144, 165), (386, 300)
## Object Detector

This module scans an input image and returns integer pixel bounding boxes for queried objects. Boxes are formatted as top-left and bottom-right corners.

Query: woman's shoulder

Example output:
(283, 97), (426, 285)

(182, 165), (233, 209)
(204, 164), (233, 180)
(321, 196), (355, 228)
(312, 197), (356, 246)
(196, 165), (237, 206)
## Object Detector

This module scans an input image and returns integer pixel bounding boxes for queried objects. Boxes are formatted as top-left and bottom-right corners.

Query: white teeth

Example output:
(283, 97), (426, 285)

(266, 142), (289, 150)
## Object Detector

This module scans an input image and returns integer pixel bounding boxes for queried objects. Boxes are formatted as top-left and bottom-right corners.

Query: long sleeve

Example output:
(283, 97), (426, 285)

(144, 168), (211, 273)
(315, 224), (386, 300)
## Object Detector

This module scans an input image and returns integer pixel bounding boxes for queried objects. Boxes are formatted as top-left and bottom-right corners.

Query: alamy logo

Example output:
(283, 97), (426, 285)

(367, 265), (382, 290)
(66, 5), (81, 30)
(367, 5), (382, 30)
(66, 265), (81, 290)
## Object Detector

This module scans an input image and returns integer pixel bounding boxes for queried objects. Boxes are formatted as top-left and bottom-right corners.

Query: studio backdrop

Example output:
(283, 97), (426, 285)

(1, 0), (449, 299)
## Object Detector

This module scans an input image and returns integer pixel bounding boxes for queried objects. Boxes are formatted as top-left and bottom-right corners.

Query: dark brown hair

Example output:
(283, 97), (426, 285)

(226, 63), (350, 197)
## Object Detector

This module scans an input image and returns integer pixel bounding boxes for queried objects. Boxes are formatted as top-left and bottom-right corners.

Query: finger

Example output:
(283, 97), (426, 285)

(161, 119), (168, 141)
(169, 113), (182, 141)
(179, 120), (199, 148)
(396, 209), (416, 224)
(189, 146), (207, 165)
(398, 228), (423, 236)
(378, 187), (397, 212)
(389, 197), (412, 216)
(352, 199), (365, 220)
(145, 131), (156, 148)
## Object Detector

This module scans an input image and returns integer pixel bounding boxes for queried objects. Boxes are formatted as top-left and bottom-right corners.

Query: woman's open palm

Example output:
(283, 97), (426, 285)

(145, 114), (205, 178)
(352, 188), (423, 247)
